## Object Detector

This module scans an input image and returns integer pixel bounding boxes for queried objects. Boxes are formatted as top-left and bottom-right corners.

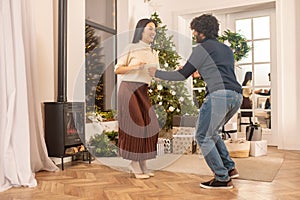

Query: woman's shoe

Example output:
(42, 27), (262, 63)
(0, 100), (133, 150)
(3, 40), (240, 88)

(133, 173), (150, 179)
(139, 160), (154, 177)
(128, 164), (150, 179)
(143, 170), (154, 177)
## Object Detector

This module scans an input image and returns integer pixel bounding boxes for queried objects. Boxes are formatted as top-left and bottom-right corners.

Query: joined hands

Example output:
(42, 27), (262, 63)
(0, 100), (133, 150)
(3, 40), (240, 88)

(148, 67), (157, 77)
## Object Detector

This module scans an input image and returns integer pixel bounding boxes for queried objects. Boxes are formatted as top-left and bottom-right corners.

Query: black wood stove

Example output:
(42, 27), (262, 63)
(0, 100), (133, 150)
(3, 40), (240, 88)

(44, 0), (88, 170)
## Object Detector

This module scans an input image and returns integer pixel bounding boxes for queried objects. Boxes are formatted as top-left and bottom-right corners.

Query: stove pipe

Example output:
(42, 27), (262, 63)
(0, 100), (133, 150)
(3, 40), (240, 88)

(57, 0), (67, 102)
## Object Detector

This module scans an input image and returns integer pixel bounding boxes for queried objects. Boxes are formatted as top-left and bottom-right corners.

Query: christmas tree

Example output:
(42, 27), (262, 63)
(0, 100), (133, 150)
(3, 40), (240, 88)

(148, 12), (198, 130)
(192, 76), (206, 108)
(85, 25), (105, 114)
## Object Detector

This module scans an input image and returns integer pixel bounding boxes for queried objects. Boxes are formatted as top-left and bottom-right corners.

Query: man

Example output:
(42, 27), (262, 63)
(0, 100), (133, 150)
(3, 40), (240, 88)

(148, 14), (242, 189)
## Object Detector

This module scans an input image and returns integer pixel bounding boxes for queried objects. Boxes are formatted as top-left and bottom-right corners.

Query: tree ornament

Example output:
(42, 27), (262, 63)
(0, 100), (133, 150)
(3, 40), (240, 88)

(148, 12), (197, 130)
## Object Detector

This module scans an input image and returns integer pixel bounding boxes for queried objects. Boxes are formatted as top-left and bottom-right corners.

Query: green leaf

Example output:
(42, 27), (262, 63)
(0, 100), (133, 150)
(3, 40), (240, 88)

(218, 29), (250, 62)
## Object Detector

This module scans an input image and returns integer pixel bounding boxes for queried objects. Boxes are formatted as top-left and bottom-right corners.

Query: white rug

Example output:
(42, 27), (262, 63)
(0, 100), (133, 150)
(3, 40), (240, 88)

(96, 153), (284, 182)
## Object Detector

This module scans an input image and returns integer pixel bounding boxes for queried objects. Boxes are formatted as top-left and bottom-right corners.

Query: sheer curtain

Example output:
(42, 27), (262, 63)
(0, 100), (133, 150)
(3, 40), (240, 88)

(0, 0), (58, 192)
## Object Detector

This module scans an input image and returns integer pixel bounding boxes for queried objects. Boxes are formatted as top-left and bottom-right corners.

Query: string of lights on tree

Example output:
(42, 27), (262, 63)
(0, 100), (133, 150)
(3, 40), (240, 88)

(148, 12), (198, 130)
(85, 25), (105, 114)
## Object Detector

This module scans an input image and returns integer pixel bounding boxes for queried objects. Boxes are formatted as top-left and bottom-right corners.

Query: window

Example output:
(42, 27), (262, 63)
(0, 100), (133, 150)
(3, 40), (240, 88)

(235, 14), (272, 129)
(85, 0), (117, 113)
(179, 6), (275, 132)
(85, 0), (116, 29)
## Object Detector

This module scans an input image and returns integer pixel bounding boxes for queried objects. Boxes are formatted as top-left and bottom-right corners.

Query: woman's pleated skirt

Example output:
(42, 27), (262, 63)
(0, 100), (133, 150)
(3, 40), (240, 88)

(117, 81), (159, 161)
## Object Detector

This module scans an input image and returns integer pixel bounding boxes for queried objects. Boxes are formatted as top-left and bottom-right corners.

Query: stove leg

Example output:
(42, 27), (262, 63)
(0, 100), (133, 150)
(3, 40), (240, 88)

(61, 157), (64, 170)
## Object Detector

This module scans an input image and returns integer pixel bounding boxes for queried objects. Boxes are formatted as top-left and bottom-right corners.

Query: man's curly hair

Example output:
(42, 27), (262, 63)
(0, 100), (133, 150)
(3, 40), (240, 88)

(190, 14), (219, 39)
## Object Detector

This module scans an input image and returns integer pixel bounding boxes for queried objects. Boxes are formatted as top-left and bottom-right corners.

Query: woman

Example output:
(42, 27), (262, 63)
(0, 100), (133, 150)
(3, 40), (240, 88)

(114, 19), (160, 179)
(240, 71), (253, 117)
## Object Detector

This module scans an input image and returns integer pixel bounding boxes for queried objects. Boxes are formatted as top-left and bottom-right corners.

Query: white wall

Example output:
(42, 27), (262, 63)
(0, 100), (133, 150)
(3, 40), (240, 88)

(297, 0), (300, 122)
(67, 1), (85, 102)
(275, 0), (300, 150)
(128, 0), (274, 31)
(122, 0), (300, 150)
(32, 0), (55, 102)
(33, 0), (85, 103)
(32, 0), (300, 150)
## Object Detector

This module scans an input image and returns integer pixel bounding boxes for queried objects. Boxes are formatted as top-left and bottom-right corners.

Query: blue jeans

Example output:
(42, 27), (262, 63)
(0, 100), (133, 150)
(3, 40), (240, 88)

(195, 90), (242, 182)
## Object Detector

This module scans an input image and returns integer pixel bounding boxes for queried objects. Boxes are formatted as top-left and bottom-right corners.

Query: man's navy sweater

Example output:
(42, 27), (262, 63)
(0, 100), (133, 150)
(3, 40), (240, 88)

(155, 38), (242, 95)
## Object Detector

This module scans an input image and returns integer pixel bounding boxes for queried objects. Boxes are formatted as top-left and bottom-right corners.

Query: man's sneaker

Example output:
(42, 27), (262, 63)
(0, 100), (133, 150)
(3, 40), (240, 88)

(200, 178), (233, 189)
(229, 168), (239, 179)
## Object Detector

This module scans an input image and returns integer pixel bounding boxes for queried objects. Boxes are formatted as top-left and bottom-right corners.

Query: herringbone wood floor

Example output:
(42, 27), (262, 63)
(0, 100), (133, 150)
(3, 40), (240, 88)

(1, 147), (300, 200)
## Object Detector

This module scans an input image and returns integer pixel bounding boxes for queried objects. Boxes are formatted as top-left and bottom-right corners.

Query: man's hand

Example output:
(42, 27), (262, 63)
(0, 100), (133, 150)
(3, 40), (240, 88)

(176, 66), (183, 70)
(177, 65), (201, 78)
(148, 67), (157, 77)
(192, 71), (201, 78)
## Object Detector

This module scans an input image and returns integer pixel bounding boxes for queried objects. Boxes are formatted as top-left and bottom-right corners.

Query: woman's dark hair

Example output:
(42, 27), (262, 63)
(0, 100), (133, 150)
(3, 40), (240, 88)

(242, 71), (252, 86)
(190, 14), (219, 39)
(132, 18), (157, 43)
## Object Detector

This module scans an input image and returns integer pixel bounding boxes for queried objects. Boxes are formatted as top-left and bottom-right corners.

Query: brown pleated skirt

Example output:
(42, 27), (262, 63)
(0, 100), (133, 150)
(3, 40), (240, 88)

(117, 81), (159, 161)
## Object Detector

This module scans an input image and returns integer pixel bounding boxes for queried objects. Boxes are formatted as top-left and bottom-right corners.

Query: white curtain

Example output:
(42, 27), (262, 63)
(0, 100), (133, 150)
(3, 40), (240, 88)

(0, 0), (58, 192)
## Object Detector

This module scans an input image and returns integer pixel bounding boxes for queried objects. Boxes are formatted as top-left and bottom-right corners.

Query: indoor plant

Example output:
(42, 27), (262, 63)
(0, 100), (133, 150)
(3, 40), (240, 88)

(218, 29), (250, 62)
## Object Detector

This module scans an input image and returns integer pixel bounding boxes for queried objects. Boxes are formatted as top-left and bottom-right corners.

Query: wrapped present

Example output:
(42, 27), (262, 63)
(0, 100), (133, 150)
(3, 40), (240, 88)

(246, 124), (262, 141)
(163, 138), (172, 154)
(173, 135), (193, 154)
(157, 138), (165, 155)
(240, 117), (258, 133)
(186, 140), (201, 155)
(250, 140), (267, 157)
(172, 127), (201, 154)
(157, 138), (172, 154)
(225, 139), (250, 158)
(172, 127), (196, 135)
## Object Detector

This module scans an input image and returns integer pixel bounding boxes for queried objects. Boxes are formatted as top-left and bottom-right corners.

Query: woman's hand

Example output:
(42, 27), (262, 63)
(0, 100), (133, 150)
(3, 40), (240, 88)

(148, 67), (157, 77)
(115, 62), (145, 75)
(131, 62), (146, 70)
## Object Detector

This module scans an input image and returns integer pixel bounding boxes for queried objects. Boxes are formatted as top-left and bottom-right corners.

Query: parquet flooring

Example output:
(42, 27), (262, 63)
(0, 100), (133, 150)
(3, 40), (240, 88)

(1, 147), (300, 200)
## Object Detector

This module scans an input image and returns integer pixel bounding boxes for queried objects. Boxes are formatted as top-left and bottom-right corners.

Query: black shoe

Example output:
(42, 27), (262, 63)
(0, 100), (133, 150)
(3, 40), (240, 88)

(229, 168), (239, 179)
(200, 178), (233, 189)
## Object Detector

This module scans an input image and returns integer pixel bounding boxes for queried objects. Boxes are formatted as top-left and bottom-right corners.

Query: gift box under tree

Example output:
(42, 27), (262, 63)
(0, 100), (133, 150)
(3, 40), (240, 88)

(172, 127), (201, 154)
